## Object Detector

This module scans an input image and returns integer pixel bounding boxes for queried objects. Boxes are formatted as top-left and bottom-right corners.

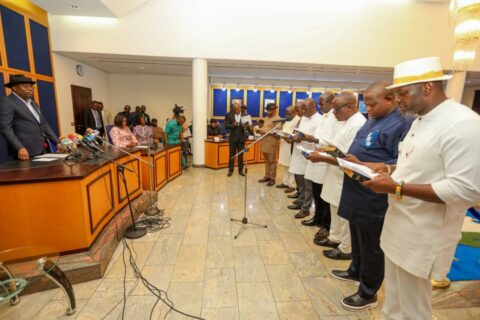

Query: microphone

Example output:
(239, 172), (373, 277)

(68, 133), (99, 154)
(77, 133), (104, 153)
(60, 137), (75, 153)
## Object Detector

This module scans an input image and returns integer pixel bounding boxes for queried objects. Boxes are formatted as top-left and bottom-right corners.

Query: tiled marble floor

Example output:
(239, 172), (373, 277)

(1, 165), (479, 320)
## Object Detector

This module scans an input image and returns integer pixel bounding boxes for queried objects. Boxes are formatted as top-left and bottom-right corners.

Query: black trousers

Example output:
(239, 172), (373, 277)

(228, 140), (245, 172)
(312, 182), (331, 230)
(347, 221), (384, 298)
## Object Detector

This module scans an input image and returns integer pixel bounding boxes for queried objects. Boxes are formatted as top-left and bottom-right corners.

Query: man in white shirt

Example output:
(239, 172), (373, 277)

(307, 92), (366, 260)
(288, 99), (323, 218)
(276, 105), (300, 193)
(363, 57), (480, 319)
(301, 92), (336, 232)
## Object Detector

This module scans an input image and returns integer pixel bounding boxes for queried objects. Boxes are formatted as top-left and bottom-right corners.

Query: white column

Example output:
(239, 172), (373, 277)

(446, 71), (467, 103)
(192, 58), (208, 166)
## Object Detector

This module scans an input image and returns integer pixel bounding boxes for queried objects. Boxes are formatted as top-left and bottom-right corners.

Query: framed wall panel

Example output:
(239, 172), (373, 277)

(312, 92), (322, 112)
(279, 91), (293, 117)
(295, 91), (309, 102)
(262, 90), (277, 116)
(29, 19), (52, 76)
(213, 88), (227, 117)
(246, 90), (260, 117)
(37, 80), (59, 136)
(230, 89), (244, 106)
(0, 5), (30, 71)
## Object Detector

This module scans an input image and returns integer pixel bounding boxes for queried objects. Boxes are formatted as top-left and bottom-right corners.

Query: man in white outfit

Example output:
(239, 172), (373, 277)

(308, 92), (366, 260)
(276, 105), (300, 193)
(363, 57), (480, 319)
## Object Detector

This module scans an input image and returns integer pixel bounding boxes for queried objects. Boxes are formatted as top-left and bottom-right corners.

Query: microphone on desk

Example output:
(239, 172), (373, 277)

(77, 134), (104, 153)
(68, 133), (99, 154)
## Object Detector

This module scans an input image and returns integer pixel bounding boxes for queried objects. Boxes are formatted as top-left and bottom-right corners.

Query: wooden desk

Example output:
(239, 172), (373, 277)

(205, 140), (279, 169)
(0, 148), (143, 254)
(140, 145), (182, 191)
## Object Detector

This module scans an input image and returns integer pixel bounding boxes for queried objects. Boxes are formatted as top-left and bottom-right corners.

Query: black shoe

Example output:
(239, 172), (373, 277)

(258, 177), (269, 183)
(287, 193), (299, 199)
(288, 204), (301, 210)
(292, 199), (302, 205)
(227, 171), (233, 177)
(239, 171), (245, 176)
(323, 248), (352, 260)
(313, 238), (339, 248)
(301, 217), (321, 227)
(294, 211), (309, 219)
(276, 183), (288, 188)
(330, 270), (359, 284)
(314, 227), (329, 241)
(342, 293), (377, 311)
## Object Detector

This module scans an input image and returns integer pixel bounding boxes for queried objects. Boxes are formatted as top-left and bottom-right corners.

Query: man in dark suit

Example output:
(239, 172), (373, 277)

(225, 102), (247, 176)
(0, 74), (60, 160)
(83, 100), (105, 136)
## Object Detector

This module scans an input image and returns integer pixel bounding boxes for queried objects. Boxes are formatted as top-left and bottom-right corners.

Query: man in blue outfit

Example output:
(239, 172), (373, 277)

(331, 81), (412, 310)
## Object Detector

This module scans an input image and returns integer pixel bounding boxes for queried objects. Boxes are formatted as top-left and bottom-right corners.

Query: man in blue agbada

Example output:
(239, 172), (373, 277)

(331, 81), (412, 311)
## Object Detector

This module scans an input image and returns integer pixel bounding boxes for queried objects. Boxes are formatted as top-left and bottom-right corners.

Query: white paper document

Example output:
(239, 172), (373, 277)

(321, 137), (348, 155)
(337, 158), (379, 180)
(32, 158), (58, 162)
(34, 153), (69, 159)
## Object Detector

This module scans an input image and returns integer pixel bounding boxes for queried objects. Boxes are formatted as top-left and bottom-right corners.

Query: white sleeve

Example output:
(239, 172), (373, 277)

(431, 118), (480, 207)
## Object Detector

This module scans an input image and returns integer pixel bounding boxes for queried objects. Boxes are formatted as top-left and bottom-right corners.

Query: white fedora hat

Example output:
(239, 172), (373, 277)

(386, 57), (453, 89)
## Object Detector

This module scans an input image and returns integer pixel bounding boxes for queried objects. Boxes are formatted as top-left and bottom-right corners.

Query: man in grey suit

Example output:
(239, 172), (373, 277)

(0, 74), (60, 160)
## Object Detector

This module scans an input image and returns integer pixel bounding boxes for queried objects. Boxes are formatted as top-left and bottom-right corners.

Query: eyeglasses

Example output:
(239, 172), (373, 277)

(333, 103), (349, 114)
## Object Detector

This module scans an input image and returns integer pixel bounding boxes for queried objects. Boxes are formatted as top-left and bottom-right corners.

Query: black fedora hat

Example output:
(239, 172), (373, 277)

(5, 74), (36, 88)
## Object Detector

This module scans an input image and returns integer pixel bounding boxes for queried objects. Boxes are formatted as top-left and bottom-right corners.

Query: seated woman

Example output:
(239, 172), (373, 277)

(110, 114), (139, 148)
(132, 116), (153, 145)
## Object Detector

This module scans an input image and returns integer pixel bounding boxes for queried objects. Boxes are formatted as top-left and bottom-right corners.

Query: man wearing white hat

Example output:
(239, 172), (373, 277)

(363, 57), (480, 319)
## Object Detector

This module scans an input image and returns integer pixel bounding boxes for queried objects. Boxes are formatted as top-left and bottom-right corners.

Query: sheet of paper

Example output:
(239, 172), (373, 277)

(32, 158), (58, 162)
(34, 153), (69, 159)
(337, 158), (379, 180)
(274, 130), (291, 138)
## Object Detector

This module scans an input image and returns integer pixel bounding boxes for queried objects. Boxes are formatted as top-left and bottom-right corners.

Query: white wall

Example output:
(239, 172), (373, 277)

(53, 53), (110, 135)
(48, 0), (474, 71)
(108, 74), (193, 127)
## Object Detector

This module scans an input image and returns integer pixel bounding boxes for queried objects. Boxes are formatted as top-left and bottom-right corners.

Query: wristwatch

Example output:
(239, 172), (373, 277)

(395, 180), (405, 200)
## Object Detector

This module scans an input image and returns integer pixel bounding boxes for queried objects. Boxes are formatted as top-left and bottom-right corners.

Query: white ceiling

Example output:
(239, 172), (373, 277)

(31, 0), (151, 17)
(57, 51), (480, 88)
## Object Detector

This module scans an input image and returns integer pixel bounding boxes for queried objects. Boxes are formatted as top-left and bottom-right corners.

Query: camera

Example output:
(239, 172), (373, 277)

(173, 104), (184, 117)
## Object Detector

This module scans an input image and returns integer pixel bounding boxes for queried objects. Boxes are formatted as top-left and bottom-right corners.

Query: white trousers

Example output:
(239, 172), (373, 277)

(281, 164), (295, 187)
(327, 204), (351, 254)
(382, 256), (432, 320)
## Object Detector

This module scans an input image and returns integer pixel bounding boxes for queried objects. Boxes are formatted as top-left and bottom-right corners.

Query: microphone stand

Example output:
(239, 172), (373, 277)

(230, 122), (282, 239)
(76, 144), (147, 239)
(96, 137), (160, 217)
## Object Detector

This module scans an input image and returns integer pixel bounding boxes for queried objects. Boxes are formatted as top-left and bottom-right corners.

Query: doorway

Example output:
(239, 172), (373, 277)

(71, 85), (92, 134)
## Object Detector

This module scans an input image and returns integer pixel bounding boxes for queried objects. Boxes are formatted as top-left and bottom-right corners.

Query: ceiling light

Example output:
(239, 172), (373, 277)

(68, 4), (79, 10)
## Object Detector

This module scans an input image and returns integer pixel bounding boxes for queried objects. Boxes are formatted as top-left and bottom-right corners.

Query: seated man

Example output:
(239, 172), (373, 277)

(253, 119), (264, 138)
(207, 119), (223, 138)
(151, 118), (165, 145)
(0, 74), (60, 160)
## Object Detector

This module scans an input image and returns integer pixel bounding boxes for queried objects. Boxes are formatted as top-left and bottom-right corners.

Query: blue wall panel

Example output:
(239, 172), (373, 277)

(295, 92), (309, 102)
(279, 91), (293, 118)
(37, 80), (59, 136)
(30, 19), (53, 76)
(246, 90), (260, 117)
(0, 5), (30, 71)
(230, 89), (244, 105)
(311, 92), (321, 112)
(213, 89), (227, 117)
(263, 91), (277, 116)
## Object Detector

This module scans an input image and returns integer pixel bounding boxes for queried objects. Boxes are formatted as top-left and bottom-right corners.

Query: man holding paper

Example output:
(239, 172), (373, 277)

(225, 103), (247, 176)
(331, 81), (411, 311)
(306, 92), (366, 260)
(362, 57), (480, 319)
